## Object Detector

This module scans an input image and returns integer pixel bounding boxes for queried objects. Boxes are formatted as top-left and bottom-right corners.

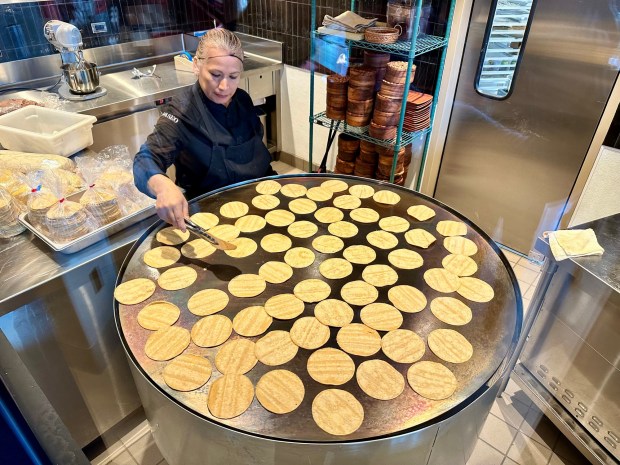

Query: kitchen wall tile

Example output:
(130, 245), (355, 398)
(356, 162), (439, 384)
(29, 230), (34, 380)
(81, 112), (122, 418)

(2, 0), (451, 79)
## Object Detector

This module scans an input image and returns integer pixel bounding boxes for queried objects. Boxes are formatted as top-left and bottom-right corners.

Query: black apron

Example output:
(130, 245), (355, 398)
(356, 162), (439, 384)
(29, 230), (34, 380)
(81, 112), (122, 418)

(179, 86), (272, 199)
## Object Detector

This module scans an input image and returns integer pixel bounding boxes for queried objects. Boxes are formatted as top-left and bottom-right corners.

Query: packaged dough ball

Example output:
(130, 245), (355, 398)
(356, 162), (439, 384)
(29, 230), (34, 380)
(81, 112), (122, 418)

(44, 170), (94, 242)
(0, 187), (25, 238)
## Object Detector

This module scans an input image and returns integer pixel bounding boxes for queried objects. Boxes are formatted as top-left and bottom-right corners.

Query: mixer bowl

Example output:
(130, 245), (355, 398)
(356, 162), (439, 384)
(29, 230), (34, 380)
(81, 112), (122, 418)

(61, 62), (100, 94)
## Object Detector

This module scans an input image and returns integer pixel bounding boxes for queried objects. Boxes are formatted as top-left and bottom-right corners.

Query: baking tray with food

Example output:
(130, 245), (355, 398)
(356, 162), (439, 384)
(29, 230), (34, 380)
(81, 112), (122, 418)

(18, 188), (155, 254)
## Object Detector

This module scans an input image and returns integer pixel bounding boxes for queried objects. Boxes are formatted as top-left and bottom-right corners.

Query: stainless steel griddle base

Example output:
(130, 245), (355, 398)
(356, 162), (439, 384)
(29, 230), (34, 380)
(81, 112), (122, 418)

(115, 174), (522, 461)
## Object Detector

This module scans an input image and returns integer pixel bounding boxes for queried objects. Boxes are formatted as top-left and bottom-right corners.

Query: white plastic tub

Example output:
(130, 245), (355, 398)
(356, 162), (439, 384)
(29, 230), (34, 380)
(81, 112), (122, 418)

(0, 106), (97, 157)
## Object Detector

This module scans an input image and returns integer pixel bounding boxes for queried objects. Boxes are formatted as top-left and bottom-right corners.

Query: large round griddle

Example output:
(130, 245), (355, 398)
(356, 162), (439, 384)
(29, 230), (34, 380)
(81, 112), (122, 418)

(115, 174), (520, 442)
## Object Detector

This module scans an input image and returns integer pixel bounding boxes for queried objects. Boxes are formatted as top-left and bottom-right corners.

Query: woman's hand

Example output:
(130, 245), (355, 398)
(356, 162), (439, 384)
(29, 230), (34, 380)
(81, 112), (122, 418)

(147, 174), (188, 231)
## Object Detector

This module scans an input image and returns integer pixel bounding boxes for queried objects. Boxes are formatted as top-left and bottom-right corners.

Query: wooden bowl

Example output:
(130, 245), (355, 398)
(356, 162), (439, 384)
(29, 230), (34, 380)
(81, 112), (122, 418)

(348, 86), (374, 101)
(372, 109), (400, 127)
(364, 27), (400, 44)
(346, 111), (372, 127)
(360, 140), (379, 153)
(380, 81), (406, 100)
(327, 74), (349, 86)
(359, 150), (379, 164)
(369, 122), (397, 139)
(347, 98), (374, 115)
(354, 158), (377, 177)
(375, 93), (403, 113)
(335, 158), (356, 174)
(326, 106), (346, 120)
(326, 94), (347, 108)
(327, 86), (348, 96)
(349, 65), (377, 86)
(364, 51), (390, 68)
(338, 149), (358, 162)
(338, 133), (360, 152)
(377, 145), (406, 157)
(385, 63), (412, 85)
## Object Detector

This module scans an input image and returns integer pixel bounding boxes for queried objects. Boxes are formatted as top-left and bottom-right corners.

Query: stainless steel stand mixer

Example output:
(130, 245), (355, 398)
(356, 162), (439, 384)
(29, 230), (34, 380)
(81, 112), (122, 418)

(44, 20), (107, 99)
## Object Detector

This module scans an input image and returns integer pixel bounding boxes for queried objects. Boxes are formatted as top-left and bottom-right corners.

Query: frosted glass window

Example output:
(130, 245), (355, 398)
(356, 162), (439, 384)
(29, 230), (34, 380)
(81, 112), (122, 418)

(475, 0), (536, 99)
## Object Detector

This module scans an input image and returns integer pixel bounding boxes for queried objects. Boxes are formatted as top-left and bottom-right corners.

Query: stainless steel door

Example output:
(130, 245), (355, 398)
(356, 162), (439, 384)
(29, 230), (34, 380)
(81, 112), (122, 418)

(434, 0), (620, 254)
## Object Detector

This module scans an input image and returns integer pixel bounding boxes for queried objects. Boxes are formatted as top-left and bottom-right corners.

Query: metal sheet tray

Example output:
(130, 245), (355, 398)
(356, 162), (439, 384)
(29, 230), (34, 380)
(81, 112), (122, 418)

(18, 191), (155, 254)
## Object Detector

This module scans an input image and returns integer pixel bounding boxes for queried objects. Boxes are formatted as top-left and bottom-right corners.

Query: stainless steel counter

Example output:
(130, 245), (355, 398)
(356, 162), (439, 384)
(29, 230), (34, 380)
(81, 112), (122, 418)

(512, 213), (620, 465)
(0, 207), (157, 314)
(3, 55), (282, 121)
(0, 32), (284, 464)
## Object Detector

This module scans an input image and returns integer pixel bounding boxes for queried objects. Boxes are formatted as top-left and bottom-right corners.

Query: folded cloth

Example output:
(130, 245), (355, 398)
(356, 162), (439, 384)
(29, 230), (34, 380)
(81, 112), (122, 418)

(323, 11), (377, 33)
(544, 228), (604, 261)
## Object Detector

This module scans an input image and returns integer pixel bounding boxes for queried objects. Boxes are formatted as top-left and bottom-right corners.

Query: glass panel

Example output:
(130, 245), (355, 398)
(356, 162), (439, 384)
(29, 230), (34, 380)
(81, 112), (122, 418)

(475, 0), (536, 99)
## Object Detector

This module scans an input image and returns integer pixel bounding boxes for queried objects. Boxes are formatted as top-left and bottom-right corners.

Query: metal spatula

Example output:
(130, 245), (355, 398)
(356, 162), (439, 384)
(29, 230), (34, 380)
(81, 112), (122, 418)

(184, 218), (237, 251)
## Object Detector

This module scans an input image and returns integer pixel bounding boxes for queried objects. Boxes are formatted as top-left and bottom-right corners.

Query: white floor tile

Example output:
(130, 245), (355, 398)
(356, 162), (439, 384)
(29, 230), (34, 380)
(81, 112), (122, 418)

(524, 284), (537, 300)
(516, 256), (543, 272)
(502, 378), (533, 409)
(466, 439), (505, 465)
(501, 458), (520, 465)
(491, 395), (530, 429)
(91, 440), (130, 465)
(105, 450), (139, 465)
(119, 420), (151, 447)
(507, 432), (553, 465)
(500, 248), (521, 265)
(479, 412), (518, 454)
(127, 433), (164, 465)
(520, 406), (560, 450)
(517, 280), (530, 295)
(271, 160), (304, 174)
(513, 264), (540, 285)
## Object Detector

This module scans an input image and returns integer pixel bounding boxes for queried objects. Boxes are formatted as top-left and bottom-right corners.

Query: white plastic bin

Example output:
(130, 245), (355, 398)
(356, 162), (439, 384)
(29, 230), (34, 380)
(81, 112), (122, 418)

(0, 106), (97, 157)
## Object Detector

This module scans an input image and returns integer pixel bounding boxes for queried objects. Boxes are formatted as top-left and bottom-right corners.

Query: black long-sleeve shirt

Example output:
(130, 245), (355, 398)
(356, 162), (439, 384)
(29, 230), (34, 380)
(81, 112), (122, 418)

(133, 83), (270, 199)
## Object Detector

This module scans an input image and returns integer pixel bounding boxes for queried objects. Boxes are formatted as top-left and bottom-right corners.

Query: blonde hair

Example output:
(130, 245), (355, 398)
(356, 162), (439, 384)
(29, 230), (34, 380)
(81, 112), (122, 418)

(196, 28), (244, 63)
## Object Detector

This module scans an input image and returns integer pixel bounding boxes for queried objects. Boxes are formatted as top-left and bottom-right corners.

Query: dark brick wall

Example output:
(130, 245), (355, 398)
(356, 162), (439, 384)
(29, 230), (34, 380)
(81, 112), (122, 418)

(0, 0), (451, 95)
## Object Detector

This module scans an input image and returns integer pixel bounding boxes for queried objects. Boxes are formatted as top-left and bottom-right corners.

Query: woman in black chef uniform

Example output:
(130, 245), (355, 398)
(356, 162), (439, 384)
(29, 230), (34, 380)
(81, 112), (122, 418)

(133, 28), (274, 231)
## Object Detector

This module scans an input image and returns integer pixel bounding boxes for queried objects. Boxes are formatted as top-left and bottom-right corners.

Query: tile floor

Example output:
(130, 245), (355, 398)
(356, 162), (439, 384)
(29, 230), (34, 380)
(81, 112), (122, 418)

(92, 163), (592, 465)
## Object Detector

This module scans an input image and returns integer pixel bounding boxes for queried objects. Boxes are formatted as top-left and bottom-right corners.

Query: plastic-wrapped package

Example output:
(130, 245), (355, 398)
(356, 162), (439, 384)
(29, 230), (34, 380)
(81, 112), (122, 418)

(74, 157), (122, 227)
(0, 168), (30, 206)
(23, 171), (57, 230)
(40, 168), (85, 195)
(44, 170), (94, 243)
(94, 145), (155, 214)
(0, 187), (25, 238)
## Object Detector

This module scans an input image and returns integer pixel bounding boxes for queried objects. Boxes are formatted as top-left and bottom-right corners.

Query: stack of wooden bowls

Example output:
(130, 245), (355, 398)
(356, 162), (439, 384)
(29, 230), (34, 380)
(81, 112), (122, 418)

(334, 134), (359, 175)
(375, 145), (406, 185)
(369, 61), (416, 140)
(354, 139), (380, 178)
(326, 74), (349, 120)
(346, 66), (376, 127)
(363, 51), (390, 92)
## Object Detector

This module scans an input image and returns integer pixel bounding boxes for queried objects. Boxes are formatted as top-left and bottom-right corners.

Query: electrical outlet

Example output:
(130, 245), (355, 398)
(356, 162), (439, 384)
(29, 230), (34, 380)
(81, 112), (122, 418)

(91, 22), (107, 34)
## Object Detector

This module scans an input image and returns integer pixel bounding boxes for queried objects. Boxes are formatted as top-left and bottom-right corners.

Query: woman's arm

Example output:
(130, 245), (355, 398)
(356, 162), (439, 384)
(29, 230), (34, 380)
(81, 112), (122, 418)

(133, 102), (189, 231)
(148, 174), (188, 231)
